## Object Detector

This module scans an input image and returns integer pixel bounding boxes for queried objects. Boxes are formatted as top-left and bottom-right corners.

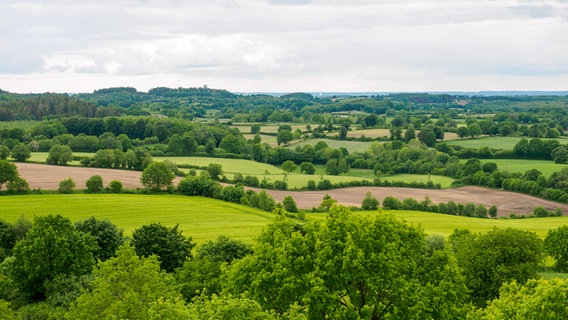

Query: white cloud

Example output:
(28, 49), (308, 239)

(0, 0), (567, 92)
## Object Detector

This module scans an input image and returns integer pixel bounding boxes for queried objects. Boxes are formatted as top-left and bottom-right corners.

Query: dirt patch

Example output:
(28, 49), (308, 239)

(16, 163), (568, 217)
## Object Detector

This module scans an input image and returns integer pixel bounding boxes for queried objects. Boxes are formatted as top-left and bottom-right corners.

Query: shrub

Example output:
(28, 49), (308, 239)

(85, 175), (104, 193)
(282, 196), (298, 213)
(58, 178), (76, 194)
(382, 196), (401, 210)
(108, 180), (123, 193)
(361, 192), (380, 210)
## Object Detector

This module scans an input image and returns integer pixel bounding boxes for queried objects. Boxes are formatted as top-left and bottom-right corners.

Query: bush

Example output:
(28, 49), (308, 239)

(6, 177), (30, 194)
(282, 196), (298, 213)
(108, 180), (123, 193)
(382, 196), (401, 210)
(85, 175), (104, 193)
(58, 178), (76, 194)
(274, 180), (287, 191)
(361, 192), (379, 210)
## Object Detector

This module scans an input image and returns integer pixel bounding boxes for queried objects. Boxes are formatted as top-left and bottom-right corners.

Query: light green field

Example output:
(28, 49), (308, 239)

(155, 156), (283, 175)
(288, 138), (373, 153)
(346, 128), (390, 139)
(242, 134), (279, 147)
(260, 124), (307, 134)
(445, 136), (568, 150)
(0, 194), (273, 245)
(3, 195), (568, 246)
(28, 152), (94, 163)
(478, 159), (568, 177)
(310, 209), (568, 238)
(380, 174), (455, 188)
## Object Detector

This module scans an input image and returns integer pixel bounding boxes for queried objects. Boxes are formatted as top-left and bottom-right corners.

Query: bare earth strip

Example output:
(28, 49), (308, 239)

(16, 163), (568, 216)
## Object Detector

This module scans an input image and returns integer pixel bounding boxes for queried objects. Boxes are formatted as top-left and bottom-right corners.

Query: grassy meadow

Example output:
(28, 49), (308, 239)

(288, 138), (373, 153)
(478, 159), (568, 177)
(3, 194), (568, 245)
(379, 174), (455, 188)
(0, 194), (273, 245)
(445, 136), (568, 150)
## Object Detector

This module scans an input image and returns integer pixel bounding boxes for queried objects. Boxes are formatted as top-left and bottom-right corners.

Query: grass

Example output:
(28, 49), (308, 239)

(28, 152), (94, 163)
(346, 128), (390, 139)
(0, 120), (40, 130)
(310, 209), (568, 239)
(288, 138), (373, 153)
(242, 134), (279, 147)
(155, 156), (283, 175)
(478, 159), (568, 177)
(445, 136), (568, 150)
(0, 194), (274, 245)
(380, 174), (455, 188)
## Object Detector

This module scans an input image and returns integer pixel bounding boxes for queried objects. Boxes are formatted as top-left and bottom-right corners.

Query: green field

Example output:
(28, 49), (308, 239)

(0, 120), (40, 130)
(3, 194), (567, 245)
(155, 156), (284, 175)
(380, 174), (455, 188)
(478, 159), (568, 177)
(288, 138), (373, 153)
(0, 194), (273, 245)
(445, 136), (568, 150)
(242, 133), (279, 147)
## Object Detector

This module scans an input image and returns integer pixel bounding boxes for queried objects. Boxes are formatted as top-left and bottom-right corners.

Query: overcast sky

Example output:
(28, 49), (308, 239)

(1, 0), (567, 93)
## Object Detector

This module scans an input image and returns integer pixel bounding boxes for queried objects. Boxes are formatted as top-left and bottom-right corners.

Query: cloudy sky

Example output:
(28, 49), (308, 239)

(1, 0), (567, 93)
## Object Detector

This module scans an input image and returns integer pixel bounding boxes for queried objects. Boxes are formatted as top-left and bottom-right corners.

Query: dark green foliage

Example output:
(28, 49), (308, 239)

(46, 145), (73, 165)
(382, 196), (401, 209)
(131, 223), (194, 272)
(6, 177), (29, 194)
(361, 191), (380, 210)
(282, 196), (298, 213)
(206, 163), (223, 180)
(281, 160), (297, 173)
(85, 175), (103, 193)
(11, 215), (96, 301)
(544, 225), (568, 272)
(0, 220), (17, 260)
(75, 217), (125, 262)
(108, 180), (123, 193)
(140, 161), (175, 191)
(177, 172), (221, 198)
(0, 160), (18, 190)
(452, 227), (544, 307)
(0, 145), (10, 160)
(300, 161), (315, 175)
(11, 143), (30, 162)
(489, 205), (498, 218)
(57, 178), (75, 194)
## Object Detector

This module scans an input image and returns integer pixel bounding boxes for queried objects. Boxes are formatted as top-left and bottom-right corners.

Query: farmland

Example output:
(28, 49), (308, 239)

(288, 138), (373, 153)
(1, 193), (567, 243)
(445, 136), (568, 149)
(478, 159), (568, 177)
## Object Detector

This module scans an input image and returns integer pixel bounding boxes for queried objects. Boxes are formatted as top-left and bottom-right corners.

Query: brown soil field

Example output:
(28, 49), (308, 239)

(16, 163), (568, 217)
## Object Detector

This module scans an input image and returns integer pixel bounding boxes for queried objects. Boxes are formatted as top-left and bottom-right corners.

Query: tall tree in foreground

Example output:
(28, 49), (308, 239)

(132, 223), (194, 272)
(11, 215), (96, 301)
(68, 243), (189, 319)
(224, 206), (469, 318)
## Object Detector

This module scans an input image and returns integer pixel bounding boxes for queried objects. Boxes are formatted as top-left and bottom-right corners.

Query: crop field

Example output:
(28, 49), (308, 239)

(0, 194), (273, 244)
(155, 156), (283, 175)
(288, 138), (373, 153)
(260, 123), (308, 133)
(478, 159), (568, 177)
(3, 194), (567, 245)
(445, 136), (568, 150)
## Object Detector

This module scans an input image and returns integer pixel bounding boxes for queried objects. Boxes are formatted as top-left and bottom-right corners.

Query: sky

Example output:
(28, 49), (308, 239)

(1, 0), (567, 93)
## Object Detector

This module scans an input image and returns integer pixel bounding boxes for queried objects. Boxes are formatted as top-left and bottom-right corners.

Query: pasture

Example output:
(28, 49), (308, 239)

(445, 136), (568, 150)
(2, 194), (568, 244)
(479, 159), (568, 177)
(379, 174), (455, 188)
(288, 138), (373, 153)
(0, 194), (273, 244)
(346, 128), (390, 139)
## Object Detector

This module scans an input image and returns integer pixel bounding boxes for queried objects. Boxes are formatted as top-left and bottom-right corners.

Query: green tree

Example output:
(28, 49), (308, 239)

(224, 207), (469, 318)
(132, 223), (194, 272)
(470, 278), (568, 319)
(107, 180), (123, 193)
(282, 195), (298, 213)
(67, 243), (189, 319)
(361, 191), (380, 210)
(0, 145), (10, 160)
(300, 161), (315, 175)
(177, 236), (253, 301)
(467, 122), (482, 138)
(58, 178), (76, 194)
(206, 163), (224, 181)
(0, 219), (17, 260)
(85, 175), (103, 193)
(0, 160), (18, 191)
(11, 143), (30, 162)
(75, 217), (125, 262)
(251, 124), (261, 134)
(488, 205), (498, 218)
(47, 145), (73, 165)
(452, 227), (544, 307)
(457, 126), (469, 139)
(418, 127), (437, 147)
(11, 215), (96, 301)
(277, 129), (293, 146)
(141, 161), (175, 191)
(544, 225), (568, 272)
(281, 160), (297, 173)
